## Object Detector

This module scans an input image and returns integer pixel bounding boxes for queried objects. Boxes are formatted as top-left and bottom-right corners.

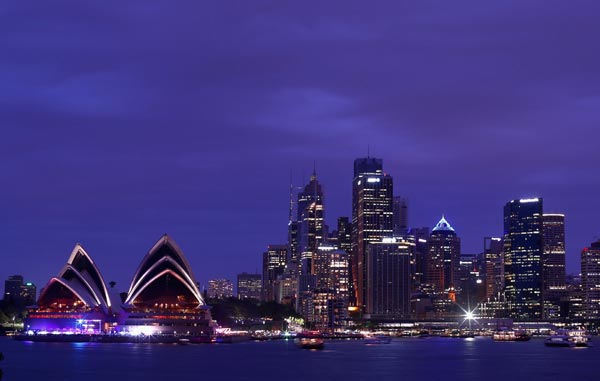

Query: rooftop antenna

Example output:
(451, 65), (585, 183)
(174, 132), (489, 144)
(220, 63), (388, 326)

(367, 144), (370, 158)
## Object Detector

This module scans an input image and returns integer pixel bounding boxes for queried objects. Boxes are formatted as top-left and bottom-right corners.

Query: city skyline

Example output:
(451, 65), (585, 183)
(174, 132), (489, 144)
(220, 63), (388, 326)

(3, 2), (600, 292)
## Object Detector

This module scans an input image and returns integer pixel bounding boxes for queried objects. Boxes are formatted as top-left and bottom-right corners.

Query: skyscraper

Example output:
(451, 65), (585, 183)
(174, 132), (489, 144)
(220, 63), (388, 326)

(351, 157), (394, 310)
(393, 196), (409, 235)
(542, 214), (566, 319)
(297, 170), (325, 275)
(542, 214), (566, 292)
(504, 198), (544, 320)
(311, 245), (350, 330)
(581, 239), (600, 320)
(366, 238), (413, 319)
(262, 244), (287, 302)
(484, 237), (504, 300)
(426, 216), (461, 294)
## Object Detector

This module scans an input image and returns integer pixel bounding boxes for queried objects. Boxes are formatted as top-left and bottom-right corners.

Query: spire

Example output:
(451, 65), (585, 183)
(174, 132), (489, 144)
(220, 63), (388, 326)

(311, 161), (317, 181)
(432, 215), (455, 232)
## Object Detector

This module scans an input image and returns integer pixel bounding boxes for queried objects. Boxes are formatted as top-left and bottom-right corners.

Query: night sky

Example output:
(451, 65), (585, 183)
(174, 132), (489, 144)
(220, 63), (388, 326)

(2, 1), (600, 293)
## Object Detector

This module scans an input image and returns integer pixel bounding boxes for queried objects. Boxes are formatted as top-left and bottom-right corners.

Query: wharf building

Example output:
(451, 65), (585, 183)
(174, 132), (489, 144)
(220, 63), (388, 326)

(365, 238), (413, 320)
(351, 157), (394, 311)
(26, 235), (215, 336)
(207, 279), (234, 299)
(236, 273), (261, 301)
(503, 198), (544, 320)
(581, 239), (600, 320)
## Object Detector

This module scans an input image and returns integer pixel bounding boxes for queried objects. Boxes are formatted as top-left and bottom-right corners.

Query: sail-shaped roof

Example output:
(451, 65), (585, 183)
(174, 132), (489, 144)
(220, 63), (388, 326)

(124, 235), (205, 308)
(37, 244), (111, 313)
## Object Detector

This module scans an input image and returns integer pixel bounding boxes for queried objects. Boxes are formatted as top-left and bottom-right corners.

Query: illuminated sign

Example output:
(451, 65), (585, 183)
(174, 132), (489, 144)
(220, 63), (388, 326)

(519, 198), (539, 203)
(367, 178), (380, 183)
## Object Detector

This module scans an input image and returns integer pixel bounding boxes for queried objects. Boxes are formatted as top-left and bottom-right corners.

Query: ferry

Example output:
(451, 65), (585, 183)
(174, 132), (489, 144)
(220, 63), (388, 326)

(545, 329), (590, 348)
(492, 330), (531, 342)
(294, 337), (325, 350)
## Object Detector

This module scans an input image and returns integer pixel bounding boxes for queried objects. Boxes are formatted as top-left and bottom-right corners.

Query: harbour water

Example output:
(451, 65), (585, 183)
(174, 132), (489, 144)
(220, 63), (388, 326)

(0, 336), (595, 381)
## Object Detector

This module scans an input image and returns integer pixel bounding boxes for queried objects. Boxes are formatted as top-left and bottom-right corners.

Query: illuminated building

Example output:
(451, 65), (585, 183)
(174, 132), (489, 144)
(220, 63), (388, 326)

(352, 157), (394, 310)
(581, 239), (600, 320)
(297, 170), (325, 274)
(542, 214), (566, 319)
(337, 217), (352, 255)
(273, 274), (297, 304)
(26, 244), (112, 334)
(310, 245), (350, 330)
(262, 244), (287, 302)
(484, 237), (504, 300)
(237, 273), (261, 300)
(366, 238), (413, 319)
(504, 198), (544, 320)
(426, 216), (461, 294)
(207, 279), (234, 299)
(3, 275), (36, 307)
(121, 235), (214, 336)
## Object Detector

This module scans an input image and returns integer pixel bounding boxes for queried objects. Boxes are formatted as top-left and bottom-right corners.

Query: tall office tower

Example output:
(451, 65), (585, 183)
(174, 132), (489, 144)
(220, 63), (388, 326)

(581, 239), (600, 320)
(352, 157), (394, 310)
(287, 221), (300, 269)
(337, 217), (352, 254)
(311, 245), (350, 330)
(393, 196), (409, 235)
(542, 214), (566, 292)
(366, 238), (414, 319)
(207, 279), (234, 299)
(542, 214), (566, 319)
(237, 273), (262, 300)
(262, 244), (287, 302)
(484, 237), (504, 300)
(504, 198), (544, 320)
(297, 170), (325, 274)
(426, 216), (461, 293)
(410, 227), (430, 292)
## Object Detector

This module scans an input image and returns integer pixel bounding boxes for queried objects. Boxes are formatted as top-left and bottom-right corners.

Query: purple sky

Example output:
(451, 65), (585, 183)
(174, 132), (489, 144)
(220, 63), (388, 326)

(2, 1), (600, 293)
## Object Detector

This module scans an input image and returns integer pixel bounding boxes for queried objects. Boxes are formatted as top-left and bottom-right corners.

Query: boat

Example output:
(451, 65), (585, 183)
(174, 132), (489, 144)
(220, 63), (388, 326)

(545, 329), (590, 348)
(364, 335), (392, 345)
(567, 329), (591, 347)
(492, 330), (531, 342)
(294, 337), (325, 350)
(545, 334), (574, 347)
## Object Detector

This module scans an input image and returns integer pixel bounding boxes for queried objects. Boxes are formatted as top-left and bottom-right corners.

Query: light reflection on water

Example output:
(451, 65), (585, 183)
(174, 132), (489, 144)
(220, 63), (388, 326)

(0, 336), (596, 381)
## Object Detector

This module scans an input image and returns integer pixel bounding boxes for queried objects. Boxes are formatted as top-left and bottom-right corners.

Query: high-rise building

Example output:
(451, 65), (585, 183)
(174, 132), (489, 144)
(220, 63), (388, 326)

(351, 157), (394, 309)
(542, 214), (566, 292)
(484, 237), (504, 300)
(542, 214), (566, 319)
(504, 198), (544, 320)
(426, 216), (461, 294)
(581, 239), (600, 320)
(3, 275), (36, 306)
(337, 217), (352, 254)
(366, 238), (414, 319)
(237, 273), (262, 301)
(207, 279), (234, 299)
(410, 227), (430, 292)
(297, 170), (325, 274)
(311, 245), (350, 330)
(393, 196), (408, 235)
(262, 244), (287, 302)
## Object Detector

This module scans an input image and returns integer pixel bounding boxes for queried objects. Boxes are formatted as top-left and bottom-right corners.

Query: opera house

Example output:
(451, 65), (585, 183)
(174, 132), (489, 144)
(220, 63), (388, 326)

(26, 235), (215, 337)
